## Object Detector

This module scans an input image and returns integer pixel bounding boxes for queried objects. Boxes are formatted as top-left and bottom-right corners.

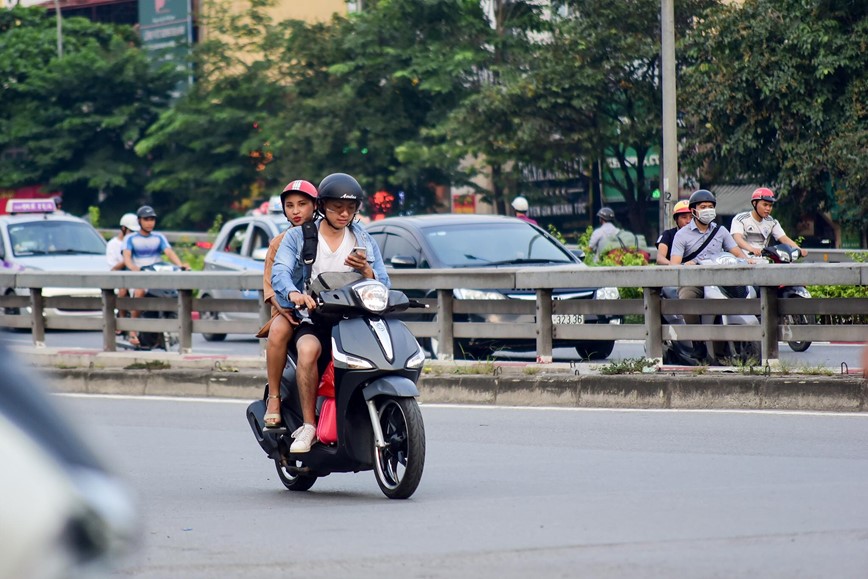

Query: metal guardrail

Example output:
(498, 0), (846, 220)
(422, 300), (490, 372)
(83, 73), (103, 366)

(1, 263), (866, 363)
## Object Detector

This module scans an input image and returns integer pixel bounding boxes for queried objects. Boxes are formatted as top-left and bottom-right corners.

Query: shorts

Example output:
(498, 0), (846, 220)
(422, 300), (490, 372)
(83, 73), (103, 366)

(293, 320), (334, 375)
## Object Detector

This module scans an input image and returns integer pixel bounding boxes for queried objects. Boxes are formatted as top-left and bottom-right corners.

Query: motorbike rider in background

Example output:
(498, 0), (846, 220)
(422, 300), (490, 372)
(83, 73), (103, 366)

(272, 173), (390, 453)
(656, 200), (693, 265)
(669, 190), (748, 325)
(511, 196), (538, 225)
(106, 213), (140, 326)
(259, 180), (318, 429)
(588, 206), (618, 258)
(122, 205), (189, 347)
(730, 187), (808, 258)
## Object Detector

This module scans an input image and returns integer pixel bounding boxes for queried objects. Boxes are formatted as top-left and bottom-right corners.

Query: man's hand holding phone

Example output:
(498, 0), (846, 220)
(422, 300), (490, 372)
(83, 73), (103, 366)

(346, 245), (372, 277)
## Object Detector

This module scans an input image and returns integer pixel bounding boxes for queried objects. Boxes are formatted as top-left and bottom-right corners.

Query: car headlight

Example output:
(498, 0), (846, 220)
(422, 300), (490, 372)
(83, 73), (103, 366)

(405, 347), (426, 369)
(595, 287), (620, 300)
(453, 288), (507, 300)
(353, 281), (389, 312)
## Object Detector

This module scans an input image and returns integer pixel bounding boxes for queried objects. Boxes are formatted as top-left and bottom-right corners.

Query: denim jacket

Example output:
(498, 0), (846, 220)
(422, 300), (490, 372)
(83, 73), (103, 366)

(272, 219), (390, 310)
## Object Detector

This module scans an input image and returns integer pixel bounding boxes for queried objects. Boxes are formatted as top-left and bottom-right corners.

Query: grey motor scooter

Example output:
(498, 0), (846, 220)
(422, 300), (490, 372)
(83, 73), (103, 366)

(247, 272), (429, 499)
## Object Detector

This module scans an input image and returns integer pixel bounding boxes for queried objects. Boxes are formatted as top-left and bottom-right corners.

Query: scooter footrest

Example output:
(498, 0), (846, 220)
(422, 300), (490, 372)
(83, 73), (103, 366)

(262, 425), (288, 435)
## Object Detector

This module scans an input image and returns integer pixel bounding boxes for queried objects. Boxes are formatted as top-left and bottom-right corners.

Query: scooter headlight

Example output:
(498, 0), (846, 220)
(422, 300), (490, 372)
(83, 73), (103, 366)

(405, 347), (426, 369)
(353, 281), (389, 312)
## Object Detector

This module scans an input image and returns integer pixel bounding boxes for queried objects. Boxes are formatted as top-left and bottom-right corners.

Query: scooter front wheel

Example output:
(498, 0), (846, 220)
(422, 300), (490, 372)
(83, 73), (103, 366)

(373, 398), (425, 500)
(274, 459), (317, 492)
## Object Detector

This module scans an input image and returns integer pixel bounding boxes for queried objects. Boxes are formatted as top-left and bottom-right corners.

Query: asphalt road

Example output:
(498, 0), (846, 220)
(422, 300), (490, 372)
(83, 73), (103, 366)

(3, 330), (865, 368)
(61, 395), (868, 579)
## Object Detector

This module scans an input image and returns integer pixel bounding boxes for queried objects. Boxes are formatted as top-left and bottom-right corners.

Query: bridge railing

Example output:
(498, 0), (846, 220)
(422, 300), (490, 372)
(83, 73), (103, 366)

(1, 263), (866, 364)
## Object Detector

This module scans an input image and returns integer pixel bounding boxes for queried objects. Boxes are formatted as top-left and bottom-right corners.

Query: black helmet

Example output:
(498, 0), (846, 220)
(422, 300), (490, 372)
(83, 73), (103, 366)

(687, 189), (716, 208)
(317, 173), (364, 202)
(136, 205), (157, 218)
(596, 207), (615, 221)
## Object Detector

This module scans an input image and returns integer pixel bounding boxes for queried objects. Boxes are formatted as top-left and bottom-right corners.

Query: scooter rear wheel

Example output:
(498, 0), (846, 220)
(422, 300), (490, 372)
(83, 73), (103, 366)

(373, 398), (425, 500)
(274, 459), (317, 492)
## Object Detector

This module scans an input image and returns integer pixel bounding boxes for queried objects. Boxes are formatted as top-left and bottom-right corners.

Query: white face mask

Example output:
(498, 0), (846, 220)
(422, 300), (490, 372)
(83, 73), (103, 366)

(696, 208), (716, 225)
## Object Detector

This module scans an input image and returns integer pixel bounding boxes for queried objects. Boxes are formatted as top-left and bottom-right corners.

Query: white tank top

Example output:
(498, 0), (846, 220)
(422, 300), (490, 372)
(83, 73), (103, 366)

(311, 228), (357, 280)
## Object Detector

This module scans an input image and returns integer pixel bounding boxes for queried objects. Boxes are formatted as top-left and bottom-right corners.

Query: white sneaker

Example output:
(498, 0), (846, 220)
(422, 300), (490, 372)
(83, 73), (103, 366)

(290, 423), (317, 453)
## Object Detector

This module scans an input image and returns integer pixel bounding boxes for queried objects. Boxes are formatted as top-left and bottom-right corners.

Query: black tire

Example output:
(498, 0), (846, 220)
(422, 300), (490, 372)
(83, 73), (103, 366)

(575, 340), (616, 360)
(785, 314), (814, 353)
(199, 295), (227, 342)
(274, 459), (317, 492)
(373, 397), (425, 500)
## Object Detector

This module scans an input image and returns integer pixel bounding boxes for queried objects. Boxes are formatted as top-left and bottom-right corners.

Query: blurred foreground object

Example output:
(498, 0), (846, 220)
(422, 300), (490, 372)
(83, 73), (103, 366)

(0, 346), (137, 579)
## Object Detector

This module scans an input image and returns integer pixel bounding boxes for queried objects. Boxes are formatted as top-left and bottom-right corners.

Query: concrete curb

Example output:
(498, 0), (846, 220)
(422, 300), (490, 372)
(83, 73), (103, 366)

(22, 348), (866, 412)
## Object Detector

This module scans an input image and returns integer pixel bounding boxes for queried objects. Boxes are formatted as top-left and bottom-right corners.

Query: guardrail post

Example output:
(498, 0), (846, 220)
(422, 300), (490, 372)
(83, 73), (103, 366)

(760, 286), (779, 364)
(178, 290), (193, 354)
(102, 289), (117, 352)
(536, 289), (553, 363)
(437, 289), (454, 360)
(29, 288), (45, 347)
(643, 287), (663, 361)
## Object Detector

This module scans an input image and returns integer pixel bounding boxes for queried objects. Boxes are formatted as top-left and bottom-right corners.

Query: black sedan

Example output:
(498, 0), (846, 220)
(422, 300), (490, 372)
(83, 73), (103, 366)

(366, 214), (621, 359)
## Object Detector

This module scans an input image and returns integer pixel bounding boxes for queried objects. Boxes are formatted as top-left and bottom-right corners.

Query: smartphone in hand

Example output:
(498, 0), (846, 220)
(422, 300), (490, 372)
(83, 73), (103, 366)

(351, 246), (367, 259)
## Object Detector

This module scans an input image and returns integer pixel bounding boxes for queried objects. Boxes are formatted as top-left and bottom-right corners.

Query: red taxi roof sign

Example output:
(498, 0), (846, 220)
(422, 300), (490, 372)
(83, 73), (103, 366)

(5, 198), (57, 214)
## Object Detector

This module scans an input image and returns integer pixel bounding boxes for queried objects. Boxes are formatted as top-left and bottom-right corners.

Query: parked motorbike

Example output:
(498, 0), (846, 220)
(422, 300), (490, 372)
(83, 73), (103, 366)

(246, 272), (428, 499)
(699, 253), (762, 365)
(761, 243), (814, 352)
(121, 262), (181, 351)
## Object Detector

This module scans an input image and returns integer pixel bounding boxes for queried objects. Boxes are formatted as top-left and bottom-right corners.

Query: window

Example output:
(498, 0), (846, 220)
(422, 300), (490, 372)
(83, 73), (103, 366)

(248, 225), (271, 257)
(223, 224), (249, 255)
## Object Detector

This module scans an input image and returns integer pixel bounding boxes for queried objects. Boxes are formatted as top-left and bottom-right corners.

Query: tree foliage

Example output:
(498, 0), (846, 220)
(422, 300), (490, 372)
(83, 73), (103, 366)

(681, 0), (868, 237)
(0, 6), (179, 220)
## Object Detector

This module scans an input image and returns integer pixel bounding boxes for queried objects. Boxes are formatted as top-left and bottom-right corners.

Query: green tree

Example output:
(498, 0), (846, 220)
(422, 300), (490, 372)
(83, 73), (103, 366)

(0, 6), (179, 221)
(681, 0), (868, 245)
(267, 0), (490, 214)
(135, 0), (289, 227)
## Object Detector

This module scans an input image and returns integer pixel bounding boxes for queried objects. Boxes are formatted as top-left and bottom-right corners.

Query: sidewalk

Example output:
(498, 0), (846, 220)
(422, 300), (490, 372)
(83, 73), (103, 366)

(16, 346), (868, 412)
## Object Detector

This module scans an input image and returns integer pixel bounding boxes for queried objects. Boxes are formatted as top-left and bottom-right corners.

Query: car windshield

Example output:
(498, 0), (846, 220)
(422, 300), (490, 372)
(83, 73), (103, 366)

(423, 222), (574, 267)
(9, 220), (106, 257)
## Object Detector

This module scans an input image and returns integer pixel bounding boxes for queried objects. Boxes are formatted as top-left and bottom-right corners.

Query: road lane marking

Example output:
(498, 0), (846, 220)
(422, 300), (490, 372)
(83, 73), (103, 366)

(58, 393), (868, 417)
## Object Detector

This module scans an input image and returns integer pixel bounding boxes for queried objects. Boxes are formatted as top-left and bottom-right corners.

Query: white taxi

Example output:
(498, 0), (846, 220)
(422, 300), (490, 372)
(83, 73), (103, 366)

(0, 198), (108, 318)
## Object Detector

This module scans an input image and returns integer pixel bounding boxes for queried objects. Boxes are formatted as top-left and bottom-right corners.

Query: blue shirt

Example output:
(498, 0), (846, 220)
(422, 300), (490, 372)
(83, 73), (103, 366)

(670, 221), (737, 262)
(272, 221), (390, 310)
(123, 232), (171, 267)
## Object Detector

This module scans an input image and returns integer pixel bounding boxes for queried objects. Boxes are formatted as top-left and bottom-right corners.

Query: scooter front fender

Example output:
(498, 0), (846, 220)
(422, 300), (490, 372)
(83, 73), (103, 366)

(363, 375), (419, 401)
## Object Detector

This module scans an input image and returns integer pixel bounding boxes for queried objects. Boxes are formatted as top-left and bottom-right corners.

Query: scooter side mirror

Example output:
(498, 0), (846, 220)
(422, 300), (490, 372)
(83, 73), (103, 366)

(387, 290), (410, 310)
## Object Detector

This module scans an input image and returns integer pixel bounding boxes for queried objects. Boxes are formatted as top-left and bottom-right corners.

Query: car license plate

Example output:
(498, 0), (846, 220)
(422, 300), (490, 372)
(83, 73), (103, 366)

(552, 314), (584, 325)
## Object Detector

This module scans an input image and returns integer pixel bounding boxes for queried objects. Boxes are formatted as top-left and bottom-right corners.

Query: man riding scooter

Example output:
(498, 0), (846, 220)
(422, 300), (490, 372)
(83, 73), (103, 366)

(271, 173), (390, 453)
(669, 190), (750, 361)
(730, 187), (807, 258)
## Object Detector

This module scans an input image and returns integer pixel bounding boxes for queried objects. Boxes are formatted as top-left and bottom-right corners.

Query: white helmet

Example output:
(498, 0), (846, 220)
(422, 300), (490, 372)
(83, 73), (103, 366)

(511, 196), (529, 212)
(119, 213), (140, 232)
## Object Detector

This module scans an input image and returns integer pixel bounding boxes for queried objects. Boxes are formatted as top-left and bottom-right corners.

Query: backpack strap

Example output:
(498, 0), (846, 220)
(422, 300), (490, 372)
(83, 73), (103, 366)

(300, 221), (318, 292)
(683, 223), (720, 263)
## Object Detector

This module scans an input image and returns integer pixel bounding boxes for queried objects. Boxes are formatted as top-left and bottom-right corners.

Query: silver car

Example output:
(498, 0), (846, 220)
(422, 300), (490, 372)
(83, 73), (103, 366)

(200, 211), (289, 340)
(0, 199), (108, 321)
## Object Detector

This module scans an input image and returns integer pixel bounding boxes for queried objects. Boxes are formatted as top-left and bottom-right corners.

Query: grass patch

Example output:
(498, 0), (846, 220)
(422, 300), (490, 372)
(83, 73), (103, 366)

(523, 366), (542, 376)
(425, 361), (496, 376)
(600, 357), (656, 375)
(797, 364), (834, 376)
(124, 360), (171, 371)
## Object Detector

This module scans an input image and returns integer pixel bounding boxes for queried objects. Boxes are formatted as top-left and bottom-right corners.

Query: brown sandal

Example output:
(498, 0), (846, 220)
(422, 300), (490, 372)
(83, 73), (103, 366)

(264, 395), (282, 428)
